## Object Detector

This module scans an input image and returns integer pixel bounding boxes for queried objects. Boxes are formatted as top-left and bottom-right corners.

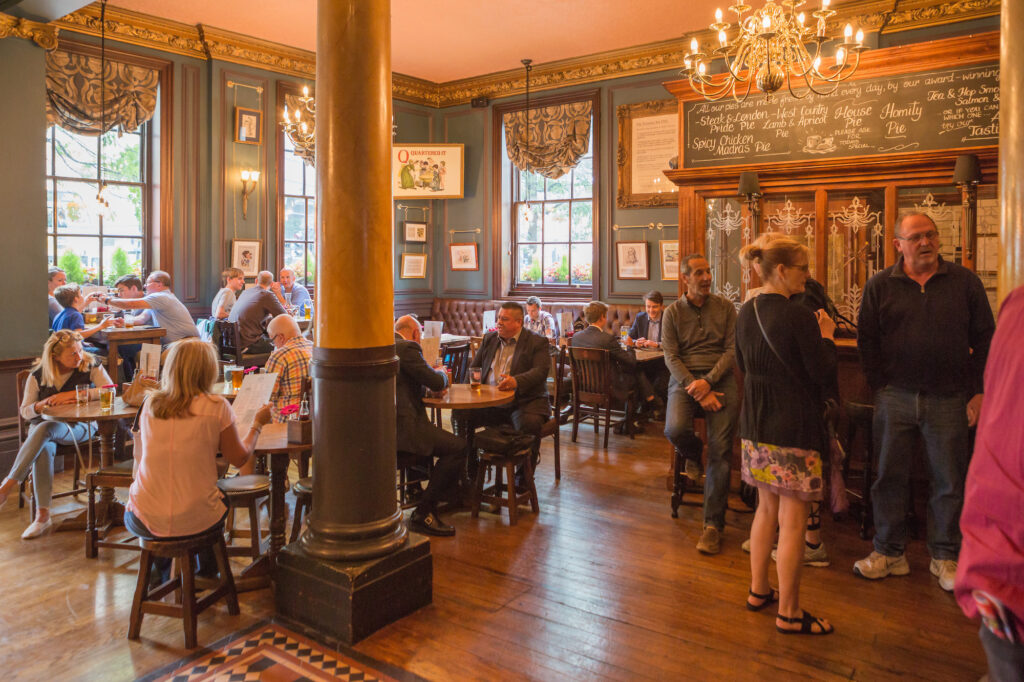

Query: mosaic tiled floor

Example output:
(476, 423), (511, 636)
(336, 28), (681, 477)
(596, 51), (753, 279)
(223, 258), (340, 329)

(140, 622), (417, 682)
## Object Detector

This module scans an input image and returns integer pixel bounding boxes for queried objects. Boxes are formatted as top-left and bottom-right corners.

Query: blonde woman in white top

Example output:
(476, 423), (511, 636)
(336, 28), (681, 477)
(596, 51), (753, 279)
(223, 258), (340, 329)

(0, 330), (111, 538)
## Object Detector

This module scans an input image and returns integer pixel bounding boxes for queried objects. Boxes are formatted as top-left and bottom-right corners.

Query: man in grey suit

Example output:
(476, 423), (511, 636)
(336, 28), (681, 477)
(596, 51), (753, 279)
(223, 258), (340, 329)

(395, 315), (466, 536)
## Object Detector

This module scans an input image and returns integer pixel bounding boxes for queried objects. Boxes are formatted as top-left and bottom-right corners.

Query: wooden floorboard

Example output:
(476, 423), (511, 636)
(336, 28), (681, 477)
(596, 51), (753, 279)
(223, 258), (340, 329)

(0, 421), (987, 681)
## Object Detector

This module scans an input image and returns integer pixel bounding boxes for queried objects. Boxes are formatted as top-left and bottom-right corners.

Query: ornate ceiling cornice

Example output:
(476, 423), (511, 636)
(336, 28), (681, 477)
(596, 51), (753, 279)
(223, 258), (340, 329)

(41, 0), (1000, 108)
(0, 13), (59, 50)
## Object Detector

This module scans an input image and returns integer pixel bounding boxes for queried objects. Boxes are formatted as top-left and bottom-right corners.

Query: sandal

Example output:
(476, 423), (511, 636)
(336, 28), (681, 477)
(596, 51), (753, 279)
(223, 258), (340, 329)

(746, 588), (778, 612)
(776, 610), (834, 635)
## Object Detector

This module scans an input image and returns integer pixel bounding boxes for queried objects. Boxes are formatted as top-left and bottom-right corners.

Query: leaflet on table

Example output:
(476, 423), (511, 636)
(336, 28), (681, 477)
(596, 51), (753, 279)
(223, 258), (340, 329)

(482, 310), (496, 330)
(419, 335), (441, 367)
(558, 312), (574, 336)
(233, 372), (279, 431)
(423, 320), (443, 338)
(139, 343), (161, 379)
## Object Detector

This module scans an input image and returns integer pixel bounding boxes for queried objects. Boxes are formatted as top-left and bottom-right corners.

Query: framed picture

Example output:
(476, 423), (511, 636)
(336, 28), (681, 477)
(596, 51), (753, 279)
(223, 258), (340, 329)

(403, 221), (428, 243)
(616, 100), (679, 208)
(616, 241), (649, 280)
(231, 239), (261, 277)
(400, 253), (428, 279)
(659, 240), (680, 280)
(392, 143), (464, 199)
(235, 106), (263, 145)
(449, 242), (479, 271)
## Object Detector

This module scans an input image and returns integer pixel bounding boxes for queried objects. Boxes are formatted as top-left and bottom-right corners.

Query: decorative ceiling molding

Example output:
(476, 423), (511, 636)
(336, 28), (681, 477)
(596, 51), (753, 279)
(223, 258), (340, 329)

(46, 0), (1000, 108)
(0, 12), (59, 50)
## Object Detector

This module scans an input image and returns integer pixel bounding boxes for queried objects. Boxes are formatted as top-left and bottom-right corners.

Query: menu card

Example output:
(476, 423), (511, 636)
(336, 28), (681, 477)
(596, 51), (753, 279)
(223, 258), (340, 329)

(233, 372), (278, 432)
(419, 335), (441, 367)
(482, 310), (496, 331)
(139, 343), (161, 379)
(423, 320), (443, 338)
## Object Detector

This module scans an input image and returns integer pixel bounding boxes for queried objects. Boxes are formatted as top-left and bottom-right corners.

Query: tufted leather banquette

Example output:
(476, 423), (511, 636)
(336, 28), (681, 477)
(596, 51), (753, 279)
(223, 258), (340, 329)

(429, 298), (644, 338)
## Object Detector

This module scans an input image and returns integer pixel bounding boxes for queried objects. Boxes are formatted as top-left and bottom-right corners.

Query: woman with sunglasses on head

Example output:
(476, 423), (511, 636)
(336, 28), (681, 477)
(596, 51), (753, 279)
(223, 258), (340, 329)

(0, 330), (112, 538)
(736, 234), (837, 635)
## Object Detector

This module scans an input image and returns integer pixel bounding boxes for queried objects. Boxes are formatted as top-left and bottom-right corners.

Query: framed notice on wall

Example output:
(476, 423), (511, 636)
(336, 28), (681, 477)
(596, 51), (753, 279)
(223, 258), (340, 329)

(392, 144), (464, 199)
(616, 100), (679, 208)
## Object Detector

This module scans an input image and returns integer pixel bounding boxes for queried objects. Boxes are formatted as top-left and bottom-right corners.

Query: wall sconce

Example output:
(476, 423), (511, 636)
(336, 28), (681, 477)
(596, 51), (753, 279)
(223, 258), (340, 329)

(737, 171), (762, 237)
(240, 169), (260, 220)
(953, 154), (981, 263)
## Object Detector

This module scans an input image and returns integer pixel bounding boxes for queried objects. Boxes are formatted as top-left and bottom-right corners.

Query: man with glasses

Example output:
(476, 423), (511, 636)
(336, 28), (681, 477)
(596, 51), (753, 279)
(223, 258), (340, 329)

(265, 314), (312, 422)
(104, 270), (198, 345)
(854, 212), (995, 592)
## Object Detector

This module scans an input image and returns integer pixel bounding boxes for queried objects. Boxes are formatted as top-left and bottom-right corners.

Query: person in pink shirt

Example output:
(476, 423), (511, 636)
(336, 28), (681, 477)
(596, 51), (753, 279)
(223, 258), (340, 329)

(124, 337), (270, 581)
(955, 285), (1024, 681)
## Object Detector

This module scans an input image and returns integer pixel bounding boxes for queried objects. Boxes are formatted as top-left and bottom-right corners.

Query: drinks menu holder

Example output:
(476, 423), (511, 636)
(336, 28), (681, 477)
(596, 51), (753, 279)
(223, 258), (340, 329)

(287, 418), (312, 444)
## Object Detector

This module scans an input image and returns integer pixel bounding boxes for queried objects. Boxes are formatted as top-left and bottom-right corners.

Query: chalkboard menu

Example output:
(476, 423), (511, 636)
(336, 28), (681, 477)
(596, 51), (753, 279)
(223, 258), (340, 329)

(683, 62), (999, 168)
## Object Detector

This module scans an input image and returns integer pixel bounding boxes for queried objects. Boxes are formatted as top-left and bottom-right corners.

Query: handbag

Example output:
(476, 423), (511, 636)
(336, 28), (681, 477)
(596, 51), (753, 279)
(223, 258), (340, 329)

(122, 375), (159, 407)
(474, 425), (536, 456)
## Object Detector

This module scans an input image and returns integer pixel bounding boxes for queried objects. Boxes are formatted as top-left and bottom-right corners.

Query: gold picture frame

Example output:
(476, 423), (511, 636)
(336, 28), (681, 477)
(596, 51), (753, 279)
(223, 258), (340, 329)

(234, 106), (263, 145)
(400, 253), (428, 279)
(616, 100), (679, 208)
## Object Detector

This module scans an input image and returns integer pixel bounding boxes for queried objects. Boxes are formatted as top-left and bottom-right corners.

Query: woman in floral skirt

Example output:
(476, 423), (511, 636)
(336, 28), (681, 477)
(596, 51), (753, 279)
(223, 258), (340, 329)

(736, 235), (837, 635)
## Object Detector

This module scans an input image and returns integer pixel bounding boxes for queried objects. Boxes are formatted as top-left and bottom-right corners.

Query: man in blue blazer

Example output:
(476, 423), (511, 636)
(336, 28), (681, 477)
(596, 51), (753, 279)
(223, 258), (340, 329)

(457, 302), (551, 468)
(629, 290), (670, 412)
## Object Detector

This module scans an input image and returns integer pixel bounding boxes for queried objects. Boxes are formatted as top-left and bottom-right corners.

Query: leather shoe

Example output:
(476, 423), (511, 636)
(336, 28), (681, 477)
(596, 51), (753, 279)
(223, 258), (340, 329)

(410, 510), (455, 537)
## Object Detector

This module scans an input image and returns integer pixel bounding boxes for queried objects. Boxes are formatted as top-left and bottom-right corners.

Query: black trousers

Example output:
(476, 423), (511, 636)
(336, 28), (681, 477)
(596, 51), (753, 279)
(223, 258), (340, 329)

(419, 424), (467, 507)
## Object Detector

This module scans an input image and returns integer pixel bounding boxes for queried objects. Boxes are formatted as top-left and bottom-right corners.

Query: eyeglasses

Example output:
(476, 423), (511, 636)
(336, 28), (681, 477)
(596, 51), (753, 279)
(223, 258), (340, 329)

(896, 230), (939, 243)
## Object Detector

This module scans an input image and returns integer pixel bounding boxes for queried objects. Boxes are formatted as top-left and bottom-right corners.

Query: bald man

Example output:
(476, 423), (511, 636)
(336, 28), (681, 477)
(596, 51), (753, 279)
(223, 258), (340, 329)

(229, 270), (287, 352)
(265, 314), (312, 422)
(274, 268), (311, 312)
(395, 315), (466, 537)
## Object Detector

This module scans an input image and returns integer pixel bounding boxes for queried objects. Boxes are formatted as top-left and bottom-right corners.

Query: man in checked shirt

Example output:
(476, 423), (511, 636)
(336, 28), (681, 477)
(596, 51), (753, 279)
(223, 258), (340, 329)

(265, 314), (313, 422)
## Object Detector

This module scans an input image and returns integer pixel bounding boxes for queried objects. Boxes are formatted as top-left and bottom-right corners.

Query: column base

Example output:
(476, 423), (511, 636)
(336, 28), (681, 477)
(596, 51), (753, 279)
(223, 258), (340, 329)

(273, 533), (432, 644)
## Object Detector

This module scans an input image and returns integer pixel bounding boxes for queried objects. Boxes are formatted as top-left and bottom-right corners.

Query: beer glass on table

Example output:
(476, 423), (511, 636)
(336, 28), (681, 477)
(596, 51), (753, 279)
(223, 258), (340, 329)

(470, 368), (481, 389)
(75, 384), (89, 406)
(231, 366), (244, 391)
(99, 385), (115, 411)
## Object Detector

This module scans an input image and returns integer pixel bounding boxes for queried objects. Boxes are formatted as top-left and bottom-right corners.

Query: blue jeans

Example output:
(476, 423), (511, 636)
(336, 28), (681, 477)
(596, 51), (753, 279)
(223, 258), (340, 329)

(5, 420), (95, 508)
(664, 373), (739, 531)
(124, 505), (228, 582)
(871, 386), (968, 560)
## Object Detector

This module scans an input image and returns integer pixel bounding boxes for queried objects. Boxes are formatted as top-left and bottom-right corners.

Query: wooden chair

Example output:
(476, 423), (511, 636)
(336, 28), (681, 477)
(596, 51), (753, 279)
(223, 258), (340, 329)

(568, 347), (629, 449)
(217, 475), (271, 561)
(86, 459), (139, 558)
(469, 336), (483, 355)
(212, 320), (271, 368)
(289, 476), (312, 543)
(127, 525), (239, 649)
(541, 344), (569, 481)
(471, 447), (539, 526)
(442, 342), (471, 384)
(15, 369), (94, 519)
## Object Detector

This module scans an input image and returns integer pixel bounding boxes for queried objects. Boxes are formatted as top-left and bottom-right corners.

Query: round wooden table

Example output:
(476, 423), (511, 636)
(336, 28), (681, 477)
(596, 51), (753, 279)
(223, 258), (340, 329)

(42, 397), (138, 532)
(422, 384), (515, 410)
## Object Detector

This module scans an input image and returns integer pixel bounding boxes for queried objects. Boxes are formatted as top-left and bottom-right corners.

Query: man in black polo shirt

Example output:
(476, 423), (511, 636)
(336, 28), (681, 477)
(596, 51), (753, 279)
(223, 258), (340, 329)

(854, 212), (995, 593)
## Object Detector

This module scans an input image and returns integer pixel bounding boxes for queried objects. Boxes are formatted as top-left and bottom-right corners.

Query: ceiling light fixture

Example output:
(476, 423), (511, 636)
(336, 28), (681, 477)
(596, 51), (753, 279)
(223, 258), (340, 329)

(681, 0), (867, 102)
(519, 58), (534, 225)
(95, 0), (111, 218)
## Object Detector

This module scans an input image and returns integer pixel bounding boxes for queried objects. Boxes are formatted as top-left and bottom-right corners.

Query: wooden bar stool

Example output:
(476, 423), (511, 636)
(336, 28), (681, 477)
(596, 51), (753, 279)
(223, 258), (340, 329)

(471, 448), (539, 526)
(844, 401), (875, 539)
(289, 476), (312, 543)
(127, 525), (239, 649)
(217, 474), (271, 559)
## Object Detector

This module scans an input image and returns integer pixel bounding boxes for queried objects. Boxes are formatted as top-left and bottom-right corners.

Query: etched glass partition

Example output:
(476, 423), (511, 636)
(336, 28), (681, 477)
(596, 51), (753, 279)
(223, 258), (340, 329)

(826, 191), (885, 323)
(705, 196), (745, 309)
(897, 186), (960, 263)
(763, 193), (817, 278)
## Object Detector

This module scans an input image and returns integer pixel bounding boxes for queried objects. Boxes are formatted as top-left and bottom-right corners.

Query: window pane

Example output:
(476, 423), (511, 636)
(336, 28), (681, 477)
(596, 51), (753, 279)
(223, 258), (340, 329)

(306, 198), (316, 241)
(56, 236), (100, 285)
(544, 202), (570, 242)
(284, 197), (305, 241)
(519, 170), (544, 202)
(102, 237), (143, 285)
(284, 241), (306, 283)
(54, 126), (97, 179)
(305, 241), (316, 288)
(284, 147), (305, 196)
(101, 131), (141, 182)
(571, 244), (593, 284)
(56, 180), (100, 234)
(517, 204), (540, 242)
(572, 157), (593, 199)
(46, 180), (54, 229)
(104, 184), (143, 235)
(305, 162), (316, 197)
(571, 202), (592, 242)
(546, 174), (571, 201)
(45, 127), (53, 175)
(543, 244), (569, 284)
(48, 238), (55, 264)
(518, 244), (540, 283)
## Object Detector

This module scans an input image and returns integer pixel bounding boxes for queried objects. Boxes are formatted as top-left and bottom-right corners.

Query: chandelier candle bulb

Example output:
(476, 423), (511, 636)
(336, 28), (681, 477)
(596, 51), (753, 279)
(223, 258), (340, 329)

(718, 30), (727, 46)
(797, 12), (805, 25)
(856, 28), (864, 45)
(762, 14), (770, 30)
(690, 37), (699, 53)
(836, 46), (845, 63)
(844, 23), (852, 41)
(715, 7), (723, 23)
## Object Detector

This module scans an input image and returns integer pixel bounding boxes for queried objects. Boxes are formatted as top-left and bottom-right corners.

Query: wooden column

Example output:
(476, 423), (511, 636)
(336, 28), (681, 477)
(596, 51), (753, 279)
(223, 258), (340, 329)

(275, 0), (431, 644)
(999, 1), (1024, 303)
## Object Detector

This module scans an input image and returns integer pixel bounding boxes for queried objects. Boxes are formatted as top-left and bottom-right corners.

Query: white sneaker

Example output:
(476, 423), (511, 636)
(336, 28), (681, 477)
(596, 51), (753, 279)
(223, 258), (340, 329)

(853, 551), (910, 579)
(930, 558), (957, 592)
(21, 518), (52, 539)
(771, 543), (831, 567)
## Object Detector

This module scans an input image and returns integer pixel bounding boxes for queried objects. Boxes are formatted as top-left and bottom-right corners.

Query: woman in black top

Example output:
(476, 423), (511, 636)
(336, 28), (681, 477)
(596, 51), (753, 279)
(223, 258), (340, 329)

(736, 236), (837, 635)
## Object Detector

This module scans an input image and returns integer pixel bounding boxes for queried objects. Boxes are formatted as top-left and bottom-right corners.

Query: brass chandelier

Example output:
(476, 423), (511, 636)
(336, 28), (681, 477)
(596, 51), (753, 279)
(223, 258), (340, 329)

(681, 0), (868, 101)
(282, 86), (316, 167)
